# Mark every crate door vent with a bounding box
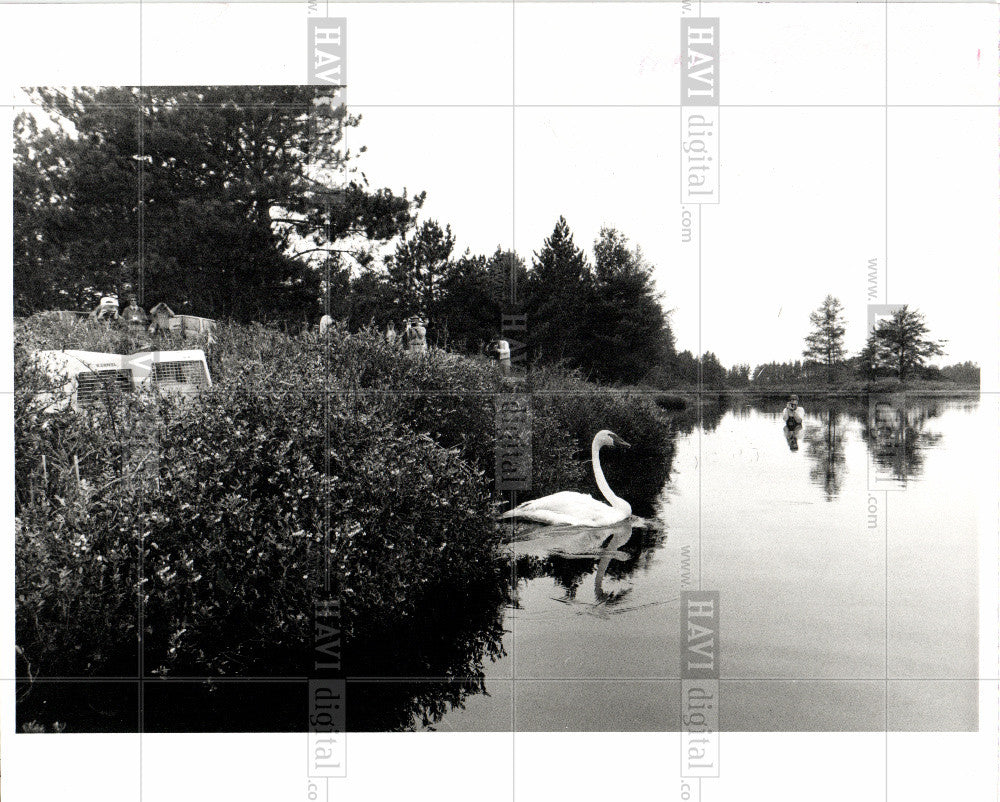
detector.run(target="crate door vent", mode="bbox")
[75,369,134,406]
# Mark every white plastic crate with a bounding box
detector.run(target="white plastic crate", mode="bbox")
[32,348,211,411]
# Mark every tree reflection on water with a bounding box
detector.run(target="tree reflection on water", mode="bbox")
[802,408,846,498]
[738,395,956,498]
[859,398,944,485]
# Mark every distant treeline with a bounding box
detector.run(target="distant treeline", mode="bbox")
[743,358,980,388]
[332,216,681,386]
[14,87,977,390]
[737,297,978,390]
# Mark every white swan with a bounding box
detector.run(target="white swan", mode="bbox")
[500,430,633,526]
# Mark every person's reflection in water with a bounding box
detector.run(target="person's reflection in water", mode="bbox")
[783,423,801,452]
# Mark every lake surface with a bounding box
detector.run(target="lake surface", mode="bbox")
[425,396,983,732]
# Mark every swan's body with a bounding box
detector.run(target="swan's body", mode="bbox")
[500,430,632,526]
[502,491,626,527]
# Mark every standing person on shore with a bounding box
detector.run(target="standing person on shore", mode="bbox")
[386,320,397,346]
[406,317,427,353]
[90,294,119,321]
[495,336,511,376]
[121,291,148,331]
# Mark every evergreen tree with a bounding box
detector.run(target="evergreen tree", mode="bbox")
[700,351,727,389]
[671,350,701,386]
[863,306,945,379]
[587,227,674,384]
[524,217,593,367]
[14,86,420,321]
[438,247,527,354]
[384,219,456,319]
[802,295,847,382]
[344,271,397,331]
[726,364,751,387]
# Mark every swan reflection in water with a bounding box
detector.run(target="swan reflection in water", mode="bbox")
[511,519,664,613]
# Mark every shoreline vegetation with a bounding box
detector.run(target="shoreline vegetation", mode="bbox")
[14,315,977,731]
[15,315,681,731]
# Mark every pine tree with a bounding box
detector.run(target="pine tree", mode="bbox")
[802,295,847,383]
[14,86,420,321]
[385,219,456,319]
[863,306,945,380]
[525,217,593,366]
[435,248,527,353]
[588,227,674,384]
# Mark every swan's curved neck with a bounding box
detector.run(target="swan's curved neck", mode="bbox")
[592,439,629,511]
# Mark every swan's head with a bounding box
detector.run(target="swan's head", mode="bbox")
[595,429,631,450]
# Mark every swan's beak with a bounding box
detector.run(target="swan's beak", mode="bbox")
[610,434,631,449]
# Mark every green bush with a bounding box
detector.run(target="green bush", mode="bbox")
[16,324,505,696]
[527,366,675,513]
[15,316,673,728]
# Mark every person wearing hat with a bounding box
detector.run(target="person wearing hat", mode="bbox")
[406,316,427,353]
[90,295,120,321]
[780,394,804,427]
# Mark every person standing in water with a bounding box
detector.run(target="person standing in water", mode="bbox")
[781,394,804,426]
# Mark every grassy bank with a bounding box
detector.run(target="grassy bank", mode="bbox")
[15,316,674,729]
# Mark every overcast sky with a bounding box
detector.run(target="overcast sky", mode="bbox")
[4,1,997,369]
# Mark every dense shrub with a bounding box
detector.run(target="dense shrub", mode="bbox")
[274,323,585,500]
[527,366,675,515]
[15,359,148,681]
[141,390,503,678]
[15,317,674,728]
[16,324,504,675]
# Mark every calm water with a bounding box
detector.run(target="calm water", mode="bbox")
[425,396,983,732]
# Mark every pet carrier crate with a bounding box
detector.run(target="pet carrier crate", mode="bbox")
[32,349,211,411]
